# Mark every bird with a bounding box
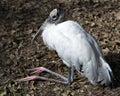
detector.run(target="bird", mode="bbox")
[17,8,114,87]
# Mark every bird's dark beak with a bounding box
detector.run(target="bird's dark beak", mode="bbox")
[31,26,43,45]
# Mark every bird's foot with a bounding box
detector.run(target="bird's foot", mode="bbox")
[16,76,41,82]
[27,67,46,74]
[16,67,48,82]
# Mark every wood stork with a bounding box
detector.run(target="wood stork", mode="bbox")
[17,8,114,87]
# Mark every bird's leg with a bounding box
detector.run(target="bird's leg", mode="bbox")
[27,67,67,81]
[16,66,74,85]
[67,67,72,84]
[70,66,74,82]
[16,75,68,84]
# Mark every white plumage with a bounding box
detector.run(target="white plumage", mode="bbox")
[42,20,112,85]
[18,8,114,87]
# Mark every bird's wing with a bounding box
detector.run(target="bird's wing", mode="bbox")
[56,21,101,82]
[57,20,102,57]
[86,33,103,57]
[54,20,98,62]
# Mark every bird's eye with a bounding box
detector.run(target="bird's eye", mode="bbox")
[52,15,57,20]
[53,15,56,18]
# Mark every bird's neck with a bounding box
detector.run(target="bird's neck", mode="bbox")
[42,19,56,30]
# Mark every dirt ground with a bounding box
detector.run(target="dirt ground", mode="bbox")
[0,0,120,96]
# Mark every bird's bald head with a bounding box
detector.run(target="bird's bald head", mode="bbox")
[48,8,64,24]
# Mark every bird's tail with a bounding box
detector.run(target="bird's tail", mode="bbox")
[97,57,115,87]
